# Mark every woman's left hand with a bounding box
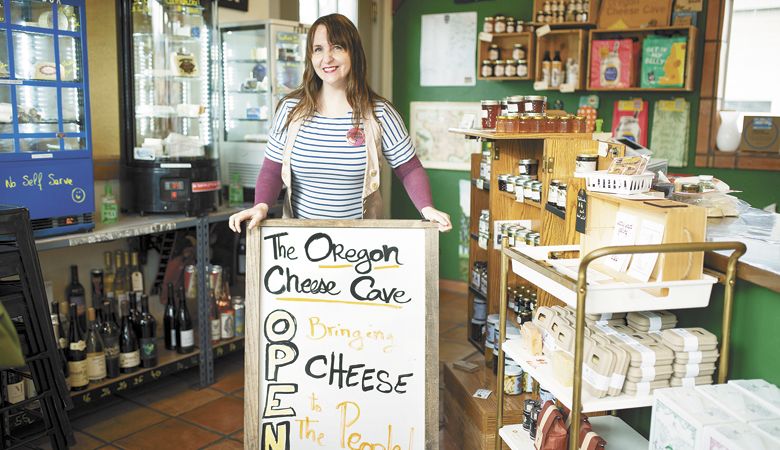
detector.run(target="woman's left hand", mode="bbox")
[421,206,452,232]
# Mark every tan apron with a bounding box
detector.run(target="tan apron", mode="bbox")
[280,114,384,219]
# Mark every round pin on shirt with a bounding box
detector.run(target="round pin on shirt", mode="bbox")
[346,127,365,146]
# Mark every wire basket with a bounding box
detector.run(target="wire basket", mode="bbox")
[585,171,654,195]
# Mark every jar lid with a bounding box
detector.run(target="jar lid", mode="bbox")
[558,183,568,188]
[505,365,523,376]
[498,174,509,179]
[484,16,494,20]
[507,17,516,22]
[550,179,561,185]
[517,59,527,63]
[547,115,560,120]
[574,115,585,120]
[525,95,547,101]
[531,115,544,120]
[487,313,500,323]
[496,115,510,119]
[518,159,538,164]
[513,43,524,48]
[482,59,492,64]
[481,99,499,105]
[474,296,486,303]
[471,318,486,324]
[495,15,505,19]
[576,153,598,160]
[509,95,525,102]
[489,44,499,48]
[505,59,515,64]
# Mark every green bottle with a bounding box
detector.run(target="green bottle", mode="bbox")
[101,183,118,224]
[228,173,243,207]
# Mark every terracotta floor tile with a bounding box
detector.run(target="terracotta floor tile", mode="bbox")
[123,377,224,416]
[231,429,244,442]
[180,396,244,435]
[114,418,221,450]
[71,400,167,442]
[210,369,244,394]
[201,438,244,449]
[30,431,105,450]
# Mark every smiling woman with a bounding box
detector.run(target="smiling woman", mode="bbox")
[228,13,453,233]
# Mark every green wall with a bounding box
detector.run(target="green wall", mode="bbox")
[391,0,780,282]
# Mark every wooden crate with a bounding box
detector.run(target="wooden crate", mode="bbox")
[532,0,600,28]
[586,26,698,92]
[582,192,707,282]
[477,32,535,81]
[534,29,587,91]
[443,361,526,450]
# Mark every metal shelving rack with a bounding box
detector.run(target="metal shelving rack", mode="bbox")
[493,240,746,450]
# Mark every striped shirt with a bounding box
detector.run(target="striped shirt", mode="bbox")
[265,98,415,219]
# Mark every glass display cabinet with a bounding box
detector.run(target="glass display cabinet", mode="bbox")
[117,0,220,216]
[0,0,94,236]
[219,20,307,202]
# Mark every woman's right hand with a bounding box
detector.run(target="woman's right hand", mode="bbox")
[228,203,269,233]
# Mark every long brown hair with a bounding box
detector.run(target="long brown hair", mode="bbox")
[282,14,387,130]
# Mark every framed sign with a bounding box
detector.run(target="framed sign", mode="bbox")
[245,219,439,449]
[218,0,248,11]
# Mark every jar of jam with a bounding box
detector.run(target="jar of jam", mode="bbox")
[543,115,559,133]
[507,95,524,114]
[506,17,516,33]
[483,16,494,33]
[548,180,560,205]
[506,114,520,134]
[506,176,516,193]
[575,154,598,174]
[500,99,509,116]
[574,115,586,133]
[517,59,528,78]
[523,180,534,200]
[523,95,547,115]
[528,114,543,133]
[494,15,507,33]
[517,159,538,176]
[517,115,529,133]
[512,44,526,61]
[480,100,500,129]
[488,44,500,61]
[495,115,510,134]
[531,181,542,202]
[505,60,517,77]
[556,183,568,210]
[498,174,509,191]
[494,60,506,77]
[481,60,493,78]
[558,115,573,133]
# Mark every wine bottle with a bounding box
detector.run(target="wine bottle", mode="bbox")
[5,370,25,405]
[114,251,128,304]
[124,251,132,293]
[130,251,144,293]
[57,302,70,389]
[176,285,195,354]
[129,292,142,338]
[103,251,115,296]
[90,269,105,314]
[219,280,235,340]
[67,303,88,391]
[209,289,220,344]
[138,294,158,368]
[101,295,120,378]
[163,282,177,350]
[119,300,140,374]
[65,265,87,333]
[85,307,107,383]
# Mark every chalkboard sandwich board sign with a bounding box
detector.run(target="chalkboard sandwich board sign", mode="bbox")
[245,219,440,449]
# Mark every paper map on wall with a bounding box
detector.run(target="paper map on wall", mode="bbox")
[650,98,690,167]
[410,101,481,170]
[420,12,477,86]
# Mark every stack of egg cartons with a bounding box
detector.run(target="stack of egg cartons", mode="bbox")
[660,327,718,387]
[609,329,675,396]
[626,311,678,334]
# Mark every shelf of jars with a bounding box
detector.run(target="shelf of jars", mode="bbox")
[531,0,600,28]
[477,31,535,81]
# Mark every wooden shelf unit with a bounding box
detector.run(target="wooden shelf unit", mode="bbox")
[477,31,535,81]
[468,153,490,350]
[534,29,587,91]
[586,25,698,92]
[458,130,625,355]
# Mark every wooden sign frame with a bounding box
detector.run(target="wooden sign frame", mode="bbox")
[244,219,440,449]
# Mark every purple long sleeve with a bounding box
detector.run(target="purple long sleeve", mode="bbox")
[253,159,284,206]
[393,156,433,212]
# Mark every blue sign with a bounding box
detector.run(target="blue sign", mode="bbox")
[0,158,95,219]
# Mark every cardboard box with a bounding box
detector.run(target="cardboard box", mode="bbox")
[649,387,733,450]
[728,379,780,417]
[598,0,673,29]
[590,39,637,88]
[704,422,780,450]
[739,116,780,153]
[641,35,687,88]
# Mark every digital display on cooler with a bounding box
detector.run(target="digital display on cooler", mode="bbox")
[164,180,185,191]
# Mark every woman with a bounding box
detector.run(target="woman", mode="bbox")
[228,14,451,233]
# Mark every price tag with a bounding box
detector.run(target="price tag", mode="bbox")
[473,388,492,399]
[478,32,494,42]
[535,24,551,37]
[598,141,609,157]
[575,189,588,234]
[476,178,484,190]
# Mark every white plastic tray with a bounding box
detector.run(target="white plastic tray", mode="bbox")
[509,244,717,314]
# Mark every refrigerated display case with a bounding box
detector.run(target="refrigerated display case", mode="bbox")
[0,0,94,237]
[219,20,307,202]
[117,0,220,216]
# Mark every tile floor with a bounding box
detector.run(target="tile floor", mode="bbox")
[29,286,473,450]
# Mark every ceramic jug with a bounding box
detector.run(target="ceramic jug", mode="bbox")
[716,110,741,152]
